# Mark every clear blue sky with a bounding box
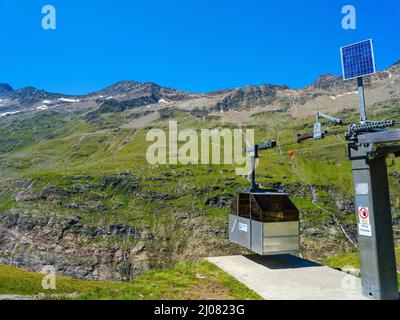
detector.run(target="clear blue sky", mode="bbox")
[0,0,399,94]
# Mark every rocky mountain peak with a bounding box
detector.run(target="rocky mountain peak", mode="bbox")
[98,80,141,94]
[308,73,354,93]
[0,83,14,96]
[312,73,339,86]
[8,86,62,107]
[213,83,288,111]
[93,80,196,103]
[388,60,400,74]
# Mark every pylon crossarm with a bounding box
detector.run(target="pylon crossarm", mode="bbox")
[346,120,395,141]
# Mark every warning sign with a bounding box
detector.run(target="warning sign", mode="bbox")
[358,207,372,237]
[359,223,372,237]
[356,183,369,195]
[358,207,369,223]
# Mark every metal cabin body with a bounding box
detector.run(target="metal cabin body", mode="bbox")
[229,192,300,255]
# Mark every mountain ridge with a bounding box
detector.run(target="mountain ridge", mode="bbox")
[2,60,399,99]
[1,60,399,118]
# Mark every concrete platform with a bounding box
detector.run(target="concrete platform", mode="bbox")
[207,254,369,300]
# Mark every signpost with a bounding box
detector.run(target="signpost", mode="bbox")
[341,39,399,300]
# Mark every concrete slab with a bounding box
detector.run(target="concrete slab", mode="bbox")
[207,254,369,300]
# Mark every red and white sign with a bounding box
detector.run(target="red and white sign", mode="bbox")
[358,207,371,237]
[358,207,369,224]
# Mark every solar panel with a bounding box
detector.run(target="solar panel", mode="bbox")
[340,39,376,80]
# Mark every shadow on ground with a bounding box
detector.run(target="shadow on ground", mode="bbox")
[245,254,321,270]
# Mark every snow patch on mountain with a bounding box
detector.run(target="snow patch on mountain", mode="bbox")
[58,98,80,103]
[158,98,171,104]
[0,110,20,117]
[0,98,9,106]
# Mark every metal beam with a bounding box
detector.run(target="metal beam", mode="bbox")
[358,130,400,145]
[316,112,343,124]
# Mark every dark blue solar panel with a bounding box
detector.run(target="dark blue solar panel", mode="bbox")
[340,39,376,80]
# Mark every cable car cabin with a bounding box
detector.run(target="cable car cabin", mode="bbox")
[229,192,300,255]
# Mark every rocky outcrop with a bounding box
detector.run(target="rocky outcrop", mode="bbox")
[0,174,243,280]
[91,81,198,102]
[213,84,288,111]
[0,209,147,280]
[0,84,13,97]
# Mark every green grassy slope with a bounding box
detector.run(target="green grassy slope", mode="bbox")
[0,262,261,300]
[324,248,400,269]
[322,248,400,287]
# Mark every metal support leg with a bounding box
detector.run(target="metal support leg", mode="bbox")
[250,156,257,192]
[351,149,398,299]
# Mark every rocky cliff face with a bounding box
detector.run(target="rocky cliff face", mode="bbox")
[308,73,351,93]
[0,208,150,280]
[0,174,245,280]
[213,84,289,111]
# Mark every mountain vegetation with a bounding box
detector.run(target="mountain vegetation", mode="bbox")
[0,62,399,298]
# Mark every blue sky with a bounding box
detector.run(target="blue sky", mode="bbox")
[0,0,399,94]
